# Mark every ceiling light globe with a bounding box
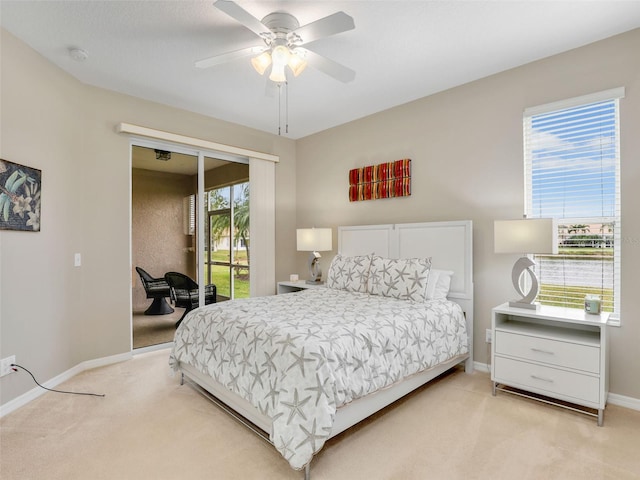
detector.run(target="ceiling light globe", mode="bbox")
[251,51,272,75]
[269,64,287,83]
[271,45,290,67]
[288,52,307,77]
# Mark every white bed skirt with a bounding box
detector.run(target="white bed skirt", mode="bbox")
[178,352,469,441]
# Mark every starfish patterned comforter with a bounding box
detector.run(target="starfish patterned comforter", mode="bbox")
[169,287,467,470]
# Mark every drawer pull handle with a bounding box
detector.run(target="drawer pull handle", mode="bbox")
[531,348,555,355]
[531,374,554,383]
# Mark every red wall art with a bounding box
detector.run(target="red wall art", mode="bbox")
[349,158,411,202]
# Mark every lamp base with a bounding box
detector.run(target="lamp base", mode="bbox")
[306,280,324,285]
[509,256,541,310]
[509,300,540,310]
[307,251,323,285]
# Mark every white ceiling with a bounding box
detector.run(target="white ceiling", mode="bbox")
[2,1,639,139]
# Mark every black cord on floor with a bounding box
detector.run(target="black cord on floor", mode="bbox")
[11,363,105,398]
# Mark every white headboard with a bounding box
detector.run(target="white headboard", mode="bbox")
[338,220,474,370]
[338,221,473,300]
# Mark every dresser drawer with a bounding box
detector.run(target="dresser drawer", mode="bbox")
[494,356,600,405]
[495,330,600,374]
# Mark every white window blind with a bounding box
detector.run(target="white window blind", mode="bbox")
[524,88,623,321]
[183,194,195,236]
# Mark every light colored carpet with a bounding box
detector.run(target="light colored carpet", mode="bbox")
[1,349,639,480]
[132,309,182,349]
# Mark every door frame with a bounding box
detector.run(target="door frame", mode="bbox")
[125,131,279,351]
[121,123,278,352]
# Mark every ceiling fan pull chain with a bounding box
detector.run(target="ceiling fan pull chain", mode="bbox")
[285,81,289,134]
[278,82,282,136]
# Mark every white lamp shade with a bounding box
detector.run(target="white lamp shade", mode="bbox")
[494,218,558,254]
[297,228,332,252]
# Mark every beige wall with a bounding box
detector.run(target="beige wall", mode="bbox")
[0,28,297,405]
[296,28,640,399]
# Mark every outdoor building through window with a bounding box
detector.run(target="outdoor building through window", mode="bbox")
[524,88,624,322]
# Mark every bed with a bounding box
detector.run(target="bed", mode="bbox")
[170,220,474,478]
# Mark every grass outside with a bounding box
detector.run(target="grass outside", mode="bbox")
[538,248,613,312]
[204,250,250,299]
[539,283,613,312]
[555,247,613,257]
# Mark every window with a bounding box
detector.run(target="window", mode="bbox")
[183,194,195,235]
[205,182,250,300]
[524,88,623,322]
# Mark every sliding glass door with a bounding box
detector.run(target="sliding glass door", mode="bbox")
[131,141,250,349]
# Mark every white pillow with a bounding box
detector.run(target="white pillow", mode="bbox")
[367,256,431,302]
[426,269,454,300]
[326,254,372,293]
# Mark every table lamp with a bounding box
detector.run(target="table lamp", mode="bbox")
[494,218,558,310]
[296,228,332,284]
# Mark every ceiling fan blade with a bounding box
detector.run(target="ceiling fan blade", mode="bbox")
[293,11,355,45]
[195,46,265,69]
[214,0,271,39]
[298,48,356,83]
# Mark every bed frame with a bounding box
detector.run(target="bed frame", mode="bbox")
[178,220,474,479]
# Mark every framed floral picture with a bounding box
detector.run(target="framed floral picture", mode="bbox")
[0,159,41,232]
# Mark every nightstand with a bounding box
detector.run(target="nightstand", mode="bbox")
[276,281,325,294]
[491,303,609,426]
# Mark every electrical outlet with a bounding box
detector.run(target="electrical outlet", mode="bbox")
[0,355,16,377]
[485,329,492,343]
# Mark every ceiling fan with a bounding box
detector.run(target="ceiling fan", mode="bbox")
[196,0,356,83]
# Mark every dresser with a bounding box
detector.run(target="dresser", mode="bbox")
[491,303,609,425]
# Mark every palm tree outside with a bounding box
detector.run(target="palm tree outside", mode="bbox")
[206,182,250,299]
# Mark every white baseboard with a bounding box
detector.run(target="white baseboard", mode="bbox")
[133,341,173,356]
[0,351,132,418]
[608,392,640,411]
[473,361,491,374]
[473,361,640,412]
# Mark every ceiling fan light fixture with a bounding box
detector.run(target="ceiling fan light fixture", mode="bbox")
[201,2,356,85]
[287,51,307,77]
[154,149,171,161]
[251,51,272,75]
[271,45,290,68]
[269,45,290,82]
[269,63,287,83]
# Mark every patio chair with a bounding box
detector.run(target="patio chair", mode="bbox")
[135,266,174,315]
[164,272,216,327]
